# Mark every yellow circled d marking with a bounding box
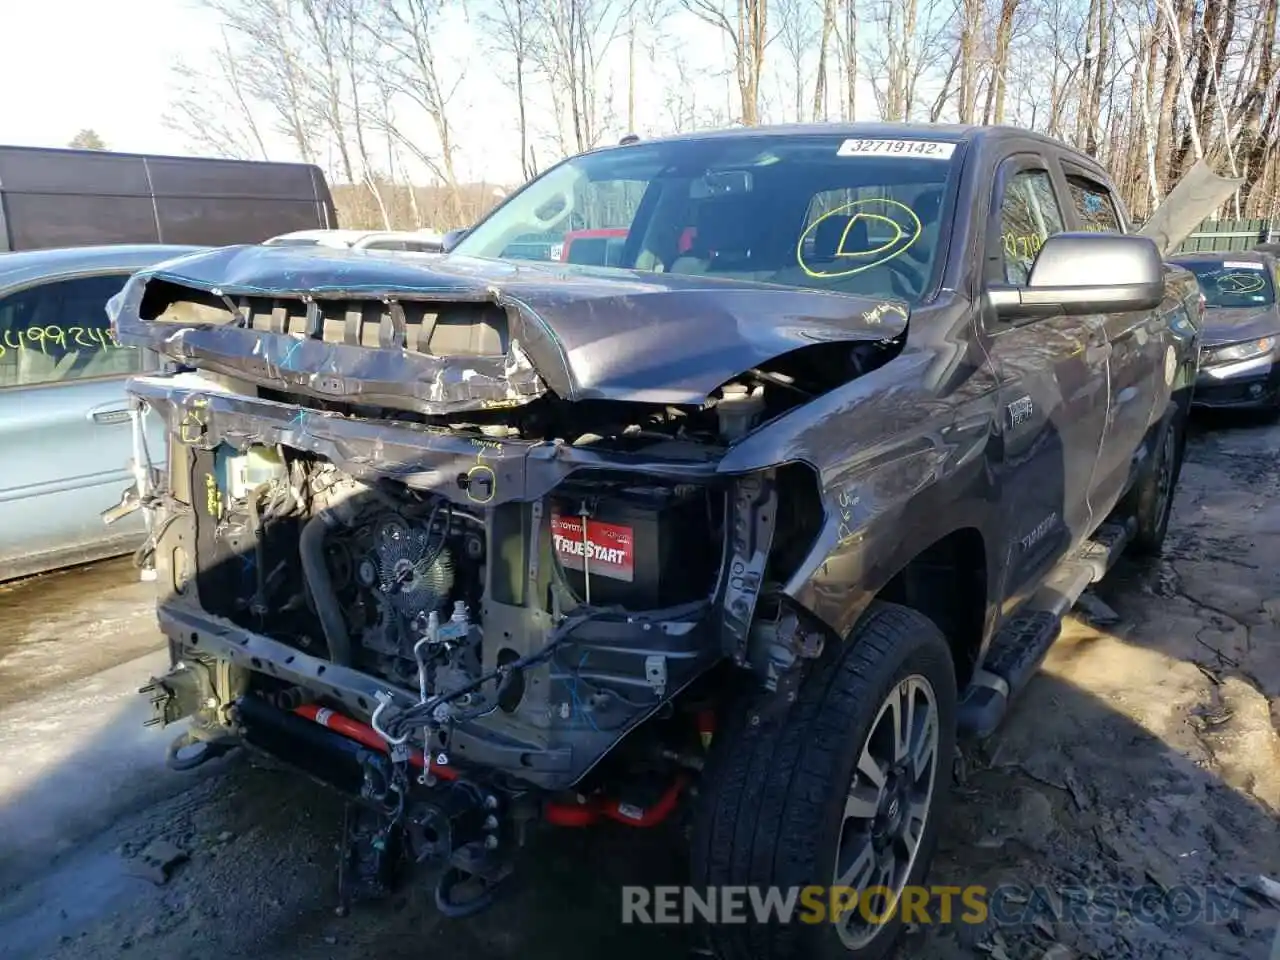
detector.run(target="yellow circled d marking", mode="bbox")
[795,198,923,279]
[464,464,497,504]
[1216,272,1265,294]
[837,214,902,259]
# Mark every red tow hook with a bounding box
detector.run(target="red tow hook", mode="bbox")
[292,704,458,781]
[543,774,690,828]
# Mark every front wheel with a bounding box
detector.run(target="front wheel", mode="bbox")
[693,602,957,960]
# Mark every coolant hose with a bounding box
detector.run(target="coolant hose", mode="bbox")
[300,512,353,665]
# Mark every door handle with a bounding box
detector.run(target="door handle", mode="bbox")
[89,406,131,425]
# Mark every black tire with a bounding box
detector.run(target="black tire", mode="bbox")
[1126,407,1183,557]
[692,602,957,960]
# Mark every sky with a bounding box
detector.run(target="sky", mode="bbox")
[1,0,214,156]
[0,0,884,185]
[0,0,702,181]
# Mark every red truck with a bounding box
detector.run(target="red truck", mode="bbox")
[556,227,695,265]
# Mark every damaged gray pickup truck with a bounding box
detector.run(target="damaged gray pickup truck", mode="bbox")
[110,124,1204,959]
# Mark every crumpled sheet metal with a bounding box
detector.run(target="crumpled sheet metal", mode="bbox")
[109,243,909,413]
[128,376,719,508]
[109,251,546,416]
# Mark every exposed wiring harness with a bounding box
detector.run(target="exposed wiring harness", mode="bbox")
[374,605,627,745]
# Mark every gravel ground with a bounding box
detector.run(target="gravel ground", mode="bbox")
[0,412,1277,960]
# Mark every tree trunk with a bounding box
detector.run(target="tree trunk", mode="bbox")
[957,0,982,123]
[985,0,1019,124]
[812,0,836,120]
[845,0,857,120]
[628,19,636,132]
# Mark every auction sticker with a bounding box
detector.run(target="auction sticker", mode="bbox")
[837,138,956,159]
[551,514,635,582]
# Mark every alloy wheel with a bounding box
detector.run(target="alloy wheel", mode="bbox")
[832,675,940,950]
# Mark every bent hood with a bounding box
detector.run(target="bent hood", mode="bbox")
[1201,305,1280,347]
[110,244,906,415]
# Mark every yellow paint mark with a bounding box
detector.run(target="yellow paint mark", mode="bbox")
[0,323,122,360]
[837,214,901,259]
[204,472,221,518]
[1002,234,1045,261]
[464,464,497,504]
[1217,272,1265,294]
[795,198,923,279]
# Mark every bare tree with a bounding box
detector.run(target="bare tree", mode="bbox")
[956,0,984,122]
[201,0,320,164]
[838,0,858,119]
[480,0,541,180]
[1236,0,1277,210]
[295,0,357,182]
[811,0,837,119]
[775,0,817,121]
[164,33,271,160]
[533,0,634,151]
[374,0,467,221]
[167,0,1280,225]
[679,0,770,124]
[865,0,950,120]
[982,0,1021,124]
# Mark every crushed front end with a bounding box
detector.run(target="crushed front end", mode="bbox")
[107,246,901,911]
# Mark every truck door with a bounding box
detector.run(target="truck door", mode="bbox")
[981,157,1111,603]
[1059,170,1171,516]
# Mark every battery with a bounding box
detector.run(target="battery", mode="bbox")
[549,484,715,609]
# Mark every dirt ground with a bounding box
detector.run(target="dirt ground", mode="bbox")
[0,411,1278,960]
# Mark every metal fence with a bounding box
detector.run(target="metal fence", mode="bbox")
[1175,218,1279,253]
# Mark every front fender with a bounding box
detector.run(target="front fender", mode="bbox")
[717,350,1000,641]
[785,439,998,641]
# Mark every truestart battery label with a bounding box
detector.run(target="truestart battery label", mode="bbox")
[551,514,635,582]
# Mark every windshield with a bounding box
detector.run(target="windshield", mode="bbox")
[1183,259,1276,308]
[452,135,960,304]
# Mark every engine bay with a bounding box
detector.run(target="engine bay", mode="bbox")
[175,423,732,794]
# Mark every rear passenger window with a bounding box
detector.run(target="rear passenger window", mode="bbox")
[1067,177,1122,233]
[999,170,1066,285]
[0,274,144,388]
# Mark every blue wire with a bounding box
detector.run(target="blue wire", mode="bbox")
[568,651,600,732]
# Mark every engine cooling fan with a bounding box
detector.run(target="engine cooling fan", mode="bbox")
[373,517,455,618]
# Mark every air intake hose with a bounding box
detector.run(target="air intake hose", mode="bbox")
[299,481,363,665]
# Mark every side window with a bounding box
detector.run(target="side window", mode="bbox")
[0,274,143,389]
[999,170,1066,285]
[1066,176,1122,233]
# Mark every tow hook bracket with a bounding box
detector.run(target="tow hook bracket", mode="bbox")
[141,674,199,729]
